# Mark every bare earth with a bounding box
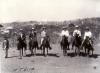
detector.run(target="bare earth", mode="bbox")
[0,43,100,73]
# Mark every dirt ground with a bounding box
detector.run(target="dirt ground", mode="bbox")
[0,42,100,73]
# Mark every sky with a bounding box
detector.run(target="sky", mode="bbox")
[0,0,100,23]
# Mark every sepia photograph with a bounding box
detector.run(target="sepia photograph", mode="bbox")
[0,0,100,73]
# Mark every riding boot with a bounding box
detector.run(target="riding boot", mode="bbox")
[19,50,22,59]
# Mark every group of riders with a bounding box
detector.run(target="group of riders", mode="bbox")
[2,25,94,59]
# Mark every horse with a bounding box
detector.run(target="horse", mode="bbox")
[72,34,82,56]
[17,33,27,59]
[29,37,39,55]
[82,36,94,56]
[41,36,52,56]
[60,36,69,56]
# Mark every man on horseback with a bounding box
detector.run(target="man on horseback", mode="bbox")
[72,25,81,49]
[40,27,52,56]
[17,29,27,59]
[60,26,70,56]
[29,27,39,55]
[82,27,94,55]
[83,27,92,40]
[60,27,69,38]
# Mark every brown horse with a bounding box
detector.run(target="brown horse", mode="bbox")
[72,34,82,56]
[29,38,39,55]
[17,33,27,59]
[60,36,69,56]
[82,36,94,56]
[41,36,52,56]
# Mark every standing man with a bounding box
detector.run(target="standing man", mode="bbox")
[72,25,81,49]
[3,36,9,58]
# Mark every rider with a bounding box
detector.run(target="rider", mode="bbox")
[17,29,26,59]
[60,26,70,50]
[82,27,93,45]
[83,27,92,40]
[72,25,81,49]
[29,27,37,41]
[60,26,69,42]
[40,27,52,49]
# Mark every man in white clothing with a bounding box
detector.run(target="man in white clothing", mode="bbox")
[40,27,52,50]
[72,25,81,49]
[60,26,70,50]
[73,25,81,37]
[41,27,47,44]
[84,27,92,40]
[60,27,69,37]
[82,27,94,52]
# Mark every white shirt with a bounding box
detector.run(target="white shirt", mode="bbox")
[84,31,92,39]
[73,29,81,36]
[41,30,46,38]
[60,30,69,37]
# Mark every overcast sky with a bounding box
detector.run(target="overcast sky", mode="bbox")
[0,0,100,23]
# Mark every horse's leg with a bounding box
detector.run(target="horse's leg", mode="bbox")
[19,49,22,59]
[22,48,23,56]
[43,47,45,56]
[63,49,65,56]
[75,47,77,56]
[78,47,80,56]
[92,50,93,56]
[66,48,67,56]
[34,47,36,55]
[47,48,48,56]
[24,47,26,56]
[84,48,87,56]
[87,48,90,56]
[64,49,66,56]
[62,47,65,56]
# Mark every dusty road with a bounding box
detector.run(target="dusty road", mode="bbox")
[0,43,100,73]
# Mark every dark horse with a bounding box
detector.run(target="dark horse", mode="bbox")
[60,36,69,56]
[72,34,82,55]
[41,36,52,56]
[29,38,39,55]
[82,36,94,56]
[29,31,39,55]
[17,33,27,59]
